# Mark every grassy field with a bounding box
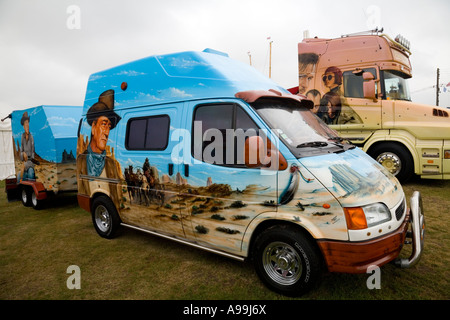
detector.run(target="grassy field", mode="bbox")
[0,178,448,300]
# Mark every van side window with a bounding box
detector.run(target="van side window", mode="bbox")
[126,115,170,150]
[343,68,377,98]
[193,104,259,166]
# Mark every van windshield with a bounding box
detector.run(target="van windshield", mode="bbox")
[250,98,354,158]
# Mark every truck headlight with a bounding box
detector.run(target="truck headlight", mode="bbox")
[344,203,391,230]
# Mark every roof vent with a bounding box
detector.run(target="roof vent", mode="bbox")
[203,48,229,57]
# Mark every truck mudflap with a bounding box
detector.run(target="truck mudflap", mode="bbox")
[395,191,425,268]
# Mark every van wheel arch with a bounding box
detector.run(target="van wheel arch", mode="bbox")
[367,141,414,182]
[249,220,322,261]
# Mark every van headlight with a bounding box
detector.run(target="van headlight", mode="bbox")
[344,203,391,230]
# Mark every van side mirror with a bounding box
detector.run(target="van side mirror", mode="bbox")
[363,72,377,101]
[244,136,288,170]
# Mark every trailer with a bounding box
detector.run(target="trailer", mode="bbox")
[5,105,82,209]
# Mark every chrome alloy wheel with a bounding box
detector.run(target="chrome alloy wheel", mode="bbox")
[262,241,303,286]
[94,205,111,233]
[376,152,402,176]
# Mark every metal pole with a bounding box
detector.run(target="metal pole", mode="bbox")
[269,41,273,78]
[436,68,440,106]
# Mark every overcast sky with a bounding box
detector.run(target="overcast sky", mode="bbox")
[1,0,449,121]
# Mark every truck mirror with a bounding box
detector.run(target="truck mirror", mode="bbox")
[363,72,377,101]
[363,71,374,81]
[244,136,287,170]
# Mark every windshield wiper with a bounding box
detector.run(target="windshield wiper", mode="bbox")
[296,141,329,148]
[327,136,356,149]
[327,136,344,142]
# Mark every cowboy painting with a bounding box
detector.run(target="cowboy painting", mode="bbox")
[77,89,123,207]
[20,111,36,181]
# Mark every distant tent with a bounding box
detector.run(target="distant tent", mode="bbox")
[0,120,15,180]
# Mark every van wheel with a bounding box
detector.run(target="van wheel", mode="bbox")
[91,195,122,239]
[369,142,413,182]
[252,225,322,296]
[21,187,31,207]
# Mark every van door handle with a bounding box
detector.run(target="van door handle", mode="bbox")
[168,163,174,176]
[184,164,189,177]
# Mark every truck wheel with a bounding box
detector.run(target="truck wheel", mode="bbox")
[369,143,413,182]
[91,195,122,239]
[21,187,31,207]
[252,225,322,296]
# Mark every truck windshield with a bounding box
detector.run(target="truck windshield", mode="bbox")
[251,98,354,158]
[383,70,411,101]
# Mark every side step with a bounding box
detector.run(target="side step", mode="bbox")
[121,223,246,262]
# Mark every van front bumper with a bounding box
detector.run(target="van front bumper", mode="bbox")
[317,191,425,273]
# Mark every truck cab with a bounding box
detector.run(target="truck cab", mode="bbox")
[291,31,450,182]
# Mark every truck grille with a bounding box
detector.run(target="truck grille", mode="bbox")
[395,198,406,220]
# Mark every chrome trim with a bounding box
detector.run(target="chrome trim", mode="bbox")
[395,191,425,268]
[120,223,246,262]
[79,174,121,184]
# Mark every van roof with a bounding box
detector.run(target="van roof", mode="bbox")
[82,49,287,115]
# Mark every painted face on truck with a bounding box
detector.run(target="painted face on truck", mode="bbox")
[323,72,337,89]
[91,116,111,153]
[298,53,319,94]
[298,64,315,94]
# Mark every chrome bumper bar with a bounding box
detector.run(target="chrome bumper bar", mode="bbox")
[395,191,425,268]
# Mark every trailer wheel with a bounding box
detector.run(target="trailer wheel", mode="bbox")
[368,142,413,182]
[21,187,31,207]
[91,195,122,239]
[31,189,44,210]
[252,224,322,296]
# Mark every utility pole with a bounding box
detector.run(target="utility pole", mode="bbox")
[247,51,252,66]
[267,37,273,78]
[436,68,440,106]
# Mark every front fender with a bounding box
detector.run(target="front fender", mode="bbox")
[363,129,419,173]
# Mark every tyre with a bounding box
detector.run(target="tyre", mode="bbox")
[368,142,414,183]
[91,195,122,239]
[31,189,44,210]
[21,187,31,207]
[252,224,323,296]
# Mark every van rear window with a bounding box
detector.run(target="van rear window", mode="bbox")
[126,115,170,150]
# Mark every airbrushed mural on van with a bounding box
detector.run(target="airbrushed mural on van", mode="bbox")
[76,49,424,296]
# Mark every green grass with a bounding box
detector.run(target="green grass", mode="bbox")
[0,178,448,300]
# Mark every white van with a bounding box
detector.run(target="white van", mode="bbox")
[76,49,424,296]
